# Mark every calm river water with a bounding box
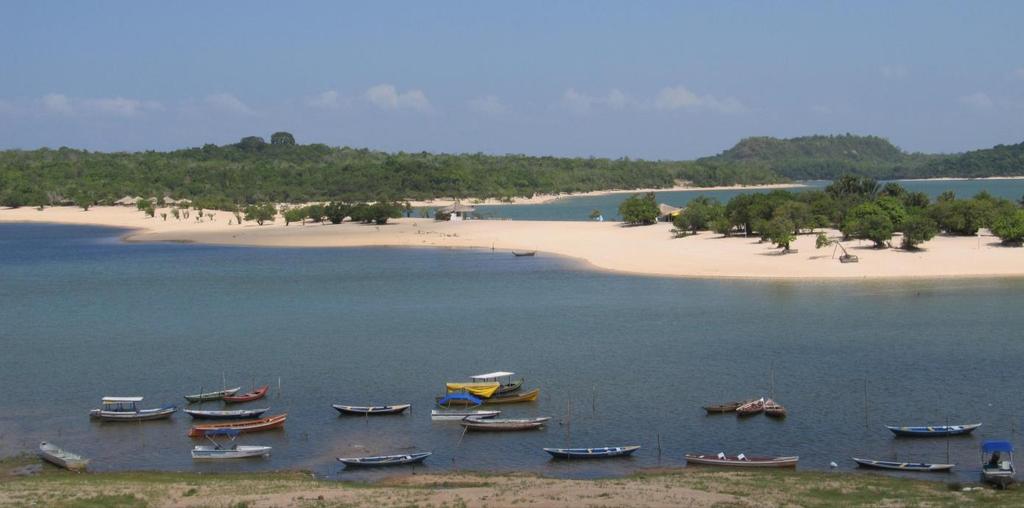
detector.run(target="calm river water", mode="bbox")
[2,221,1023,482]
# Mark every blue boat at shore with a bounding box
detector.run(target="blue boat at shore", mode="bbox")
[544,446,641,459]
[885,423,981,437]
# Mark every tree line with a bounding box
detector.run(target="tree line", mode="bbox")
[617,175,1024,248]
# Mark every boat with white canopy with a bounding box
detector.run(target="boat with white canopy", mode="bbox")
[469,371,524,395]
[88,397,176,422]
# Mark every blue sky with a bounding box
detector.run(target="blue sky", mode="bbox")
[1,1,1022,158]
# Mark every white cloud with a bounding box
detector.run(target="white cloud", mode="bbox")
[560,88,635,113]
[205,93,255,115]
[468,95,507,115]
[654,86,745,114]
[81,97,163,117]
[880,65,909,79]
[42,93,74,115]
[306,89,347,110]
[960,92,993,109]
[365,84,432,112]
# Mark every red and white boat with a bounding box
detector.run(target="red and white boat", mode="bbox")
[735,397,765,416]
[223,385,269,404]
[187,413,287,438]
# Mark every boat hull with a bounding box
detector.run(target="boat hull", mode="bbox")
[430,410,500,421]
[482,388,540,405]
[188,413,288,438]
[544,446,640,459]
[852,457,954,472]
[38,442,89,471]
[338,452,432,467]
[191,445,272,459]
[184,387,241,403]
[332,404,411,415]
[89,406,176,422]
[886,423,981,437]
[461,417,550,431]
[223,386,269,404]
[184,408,269,420]
[685,454,799,468]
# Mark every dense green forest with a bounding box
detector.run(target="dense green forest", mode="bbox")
[0,132,1021,208]
[700,134,1024,180]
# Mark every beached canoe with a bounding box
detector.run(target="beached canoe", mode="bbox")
[685,453,799,468]
[187,413,287,437]
[430,409,500,421]
[184,387,241,403]
[332,404,411,415]
[852,457,954,472]
[337,452,432,467]
[38,442,89,471]
[223,385,269,404]
[885,423,981,437]
[544,445,640,459]
[192,444,272,459]
[512,251,536,257]
[461,416,550,431]
[482,388,540,405]
[88,397,176,422]
[184,408,269,420]
[735,398,765,416]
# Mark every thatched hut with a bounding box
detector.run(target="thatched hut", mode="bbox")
[436,203,476,221]
[658,203,683,222]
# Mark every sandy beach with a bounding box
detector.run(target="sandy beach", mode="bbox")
[407,182,805,207]
[3,205,1022,280]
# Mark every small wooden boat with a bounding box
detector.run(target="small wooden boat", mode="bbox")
[764,399,787,418]
[223,385,269,404]
[431,409,500,421]
[469,372,524,394]
[445,382,500,398]
[885,423,981,437]
[337,452,432,467]
[184,387,241,403]
[89,397,176,422]
[191,429,271,460]
[184,408,269,420]
[852,457,954,472]
[982,440,1016,488]
[483,388,540,405]
[512,251,536,257]
[544,445,640,459]
[703,399,755,414]
[187,413,287,437]
[461,416,550,431]
[735,397,765,416]
[332,404,411,415]
[685,453,799,468]
[38,442,89,471]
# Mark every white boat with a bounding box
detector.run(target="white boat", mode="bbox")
[38,442,89,471]
[190,429,271,460]
[88,396,176,422]
[982,440,1016,488]
[430,409,500,421]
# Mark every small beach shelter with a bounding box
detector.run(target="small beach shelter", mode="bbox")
[438,203,476,221]
[658,203,683,222]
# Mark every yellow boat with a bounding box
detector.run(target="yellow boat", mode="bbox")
[483,388,540,404]
[445,382,500,399]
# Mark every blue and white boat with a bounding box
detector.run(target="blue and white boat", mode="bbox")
[852,457,954,472]
[544,445,641,459]
[885,423,981,437]
[981,440,1015,488]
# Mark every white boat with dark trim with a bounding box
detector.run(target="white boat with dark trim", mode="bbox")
[337,452,432,467]
[184,408,270,420]
[184,387,241,403]
[430,409,500,421]
[544,445,640,459]
[38,442,89,471]
[191,429,271,460]
[852,457,954,472]
[88,397,176,422]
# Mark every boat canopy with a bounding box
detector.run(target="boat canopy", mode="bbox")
[446,382,499,398]
[983,441,1015,453]
[204,429,242,437]
[470,372,515,380]
[438,393,483,406]
[102,397,143,403]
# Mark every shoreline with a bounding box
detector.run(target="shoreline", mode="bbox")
[2,206,1024,280]
[2,457,1019,507]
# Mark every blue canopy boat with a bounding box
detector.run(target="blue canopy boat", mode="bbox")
[436,393,483,407]
[981,440,1015,488]
[885,423,981,437]
[544,445,641,459]
[337,452,432,467]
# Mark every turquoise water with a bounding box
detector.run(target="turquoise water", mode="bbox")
[2,223,1023,482]
[477,179,1024,221]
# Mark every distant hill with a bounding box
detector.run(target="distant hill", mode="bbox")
[700,134,941,180]
[917,141,1024,178]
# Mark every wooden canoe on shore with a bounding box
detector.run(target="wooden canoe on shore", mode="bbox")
[187,413,287,437]
[852,457,954,472]
[685,453,798,468]
[223,385,269,404]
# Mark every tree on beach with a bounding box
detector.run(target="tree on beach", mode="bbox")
[283,207,306,225]
[673,196,724,234]
[618,193,659,225]
[325,201,350,224]
[305,203,326,223]
[842,202,893,248]
[243,203,276,225]
[765,216,796,251]
[991,209,1024,245]
[899,213,938,250]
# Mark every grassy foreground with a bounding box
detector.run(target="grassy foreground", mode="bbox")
[3,455,1024,507]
